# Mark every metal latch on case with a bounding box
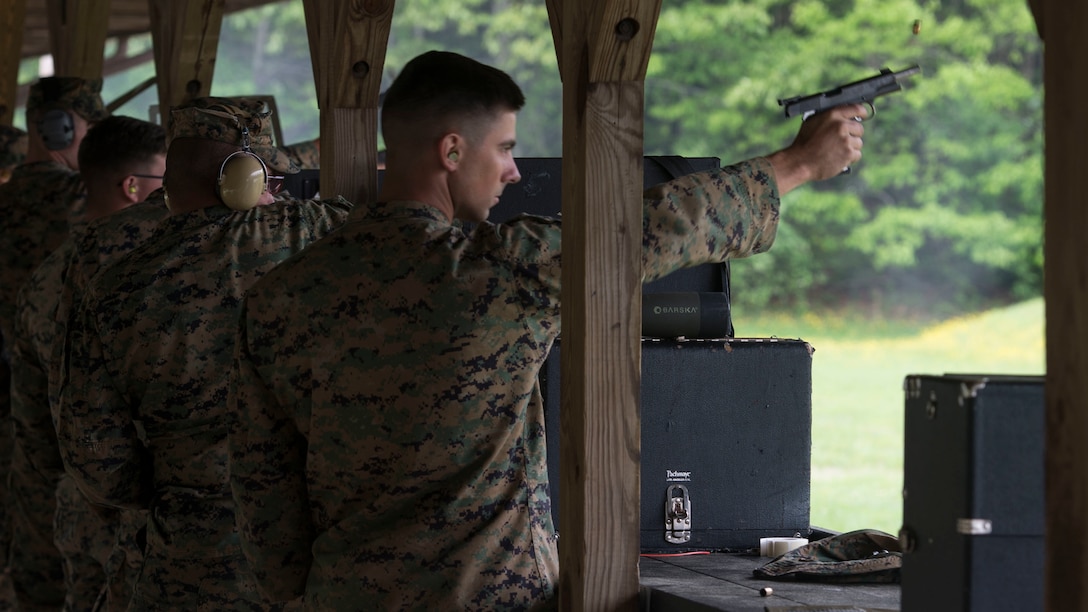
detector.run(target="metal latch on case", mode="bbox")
[957,518,993,535]
[665,484,692,544]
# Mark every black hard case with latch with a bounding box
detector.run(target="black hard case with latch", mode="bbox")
[900,374,1044,612]
[542,337,814,552]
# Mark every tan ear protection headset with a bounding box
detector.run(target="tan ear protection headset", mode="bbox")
[216,124,268,212]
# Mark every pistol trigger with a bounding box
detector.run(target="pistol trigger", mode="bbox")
[858,101,876,122]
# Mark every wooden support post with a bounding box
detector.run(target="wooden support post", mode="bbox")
[1043,2,1088,611]
[301,0,393,205]
[45,0,110,78]
[0,0,26,125]
[148,0,225,115]
[547,1,662,609]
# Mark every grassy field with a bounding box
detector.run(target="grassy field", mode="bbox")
[734,298,1045,536]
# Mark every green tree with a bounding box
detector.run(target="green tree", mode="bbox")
[692,0,1044,314]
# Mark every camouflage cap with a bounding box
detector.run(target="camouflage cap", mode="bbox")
[27,76,109,123]
[753,529,902,584]
[168,97,298,174]
[0,125,28,168]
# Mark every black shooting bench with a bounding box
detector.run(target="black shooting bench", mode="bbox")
[639,552,901,611]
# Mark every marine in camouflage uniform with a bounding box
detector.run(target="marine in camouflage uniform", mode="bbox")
[11,115,168,612]
[0,77,108,611]
[37,198,169,612]
[11,115,167,609]
[55,97,353,611]
[58,197,170,612]
[227,51,866,610]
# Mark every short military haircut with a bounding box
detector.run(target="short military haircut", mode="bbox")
[381,50,526,145]
[78,115,166,178]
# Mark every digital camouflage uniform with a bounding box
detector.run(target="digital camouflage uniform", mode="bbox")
[11,196,168,612]
[0,77,108,611]
[55,99,352,612]
[228,159,781,610]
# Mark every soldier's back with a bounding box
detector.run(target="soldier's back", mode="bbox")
[62,197,350,611]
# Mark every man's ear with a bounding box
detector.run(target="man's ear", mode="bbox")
[441,133,463,171]
[121,175,140,203]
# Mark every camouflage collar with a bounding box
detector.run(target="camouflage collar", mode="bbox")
[356,200,451,225]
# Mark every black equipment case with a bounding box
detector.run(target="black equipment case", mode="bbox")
[542,337,814,552]
[900,374,1045,612]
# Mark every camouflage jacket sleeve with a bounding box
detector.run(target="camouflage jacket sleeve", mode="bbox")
[228,309,313,602]
[55,289,152,510]
[641,157,780,282]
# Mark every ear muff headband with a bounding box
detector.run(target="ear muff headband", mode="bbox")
[38,109,75,151]
[217,150,268,211]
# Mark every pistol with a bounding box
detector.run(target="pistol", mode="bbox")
[778,65,921,119]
